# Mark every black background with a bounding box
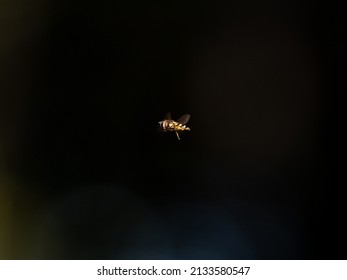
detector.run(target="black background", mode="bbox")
[0,0,346,259]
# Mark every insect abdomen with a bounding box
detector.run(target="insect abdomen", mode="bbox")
[174,122,190,131]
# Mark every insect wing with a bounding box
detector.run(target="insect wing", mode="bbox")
[176,114,190,125]
[164,112,172,120]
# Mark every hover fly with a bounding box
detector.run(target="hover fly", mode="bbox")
[158,112,190,140]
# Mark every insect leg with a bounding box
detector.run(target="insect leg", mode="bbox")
[175,131,180,140]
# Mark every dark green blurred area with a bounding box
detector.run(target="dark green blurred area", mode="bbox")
[0,0,345,259]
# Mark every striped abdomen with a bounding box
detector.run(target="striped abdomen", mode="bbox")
[160,120,190,132]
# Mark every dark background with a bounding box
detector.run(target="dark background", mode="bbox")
[0,0,346,259]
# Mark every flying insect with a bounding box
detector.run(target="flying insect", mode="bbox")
[158,112,190,140]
